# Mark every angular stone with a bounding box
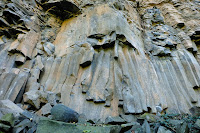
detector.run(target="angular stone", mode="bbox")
[120,122,141,133]
[4,69,30,103]
[34,56,44,71]
[142,120,151,133]
[0,100,23,117]
[40,103,52,116]
[124,122,142,133]
[46,91,58,105]
[0,72,17,100]
[8,31,39,59]
[23,90,41,109]
[105,116,126,125]
[194,119,200,130]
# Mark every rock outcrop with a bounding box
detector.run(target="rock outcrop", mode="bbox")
[0,0,200,126]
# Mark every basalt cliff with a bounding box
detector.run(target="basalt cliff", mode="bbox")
[0,0,200,132]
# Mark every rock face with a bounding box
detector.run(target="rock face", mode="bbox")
[0,0,200,122]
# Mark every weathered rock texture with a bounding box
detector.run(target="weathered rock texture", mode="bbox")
[0,0,200,122]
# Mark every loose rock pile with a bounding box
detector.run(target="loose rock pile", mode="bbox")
[1,99,200,133]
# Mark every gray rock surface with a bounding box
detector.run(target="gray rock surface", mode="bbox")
[105,116,126,125]
[176,122,189,133]
[0,100,23,117]
[0,0,199,124]
[157,126,172,133]
[194,119,200,129]
[36,119,121,133]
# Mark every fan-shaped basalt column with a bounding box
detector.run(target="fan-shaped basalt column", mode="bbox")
[38,4,200,121]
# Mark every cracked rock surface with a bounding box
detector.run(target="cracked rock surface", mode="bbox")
[0,0,200,127]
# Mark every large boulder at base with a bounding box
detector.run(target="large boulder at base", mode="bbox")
[51,104,79,123]
[36,119,121,133]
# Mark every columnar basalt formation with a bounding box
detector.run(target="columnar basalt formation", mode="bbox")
[0,0,200,123]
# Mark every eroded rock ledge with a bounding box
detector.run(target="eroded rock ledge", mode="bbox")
[0,0,200,126]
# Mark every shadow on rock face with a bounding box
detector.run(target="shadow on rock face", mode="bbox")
[40,0,81,20]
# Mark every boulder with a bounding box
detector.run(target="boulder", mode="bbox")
[51,104,79,123]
